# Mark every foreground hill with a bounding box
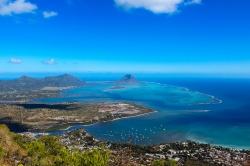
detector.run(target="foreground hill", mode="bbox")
[113,74,139,84]
[0,124,179,166]
[0,74,86,92]
[0,124,110,166]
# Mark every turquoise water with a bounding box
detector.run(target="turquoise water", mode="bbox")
[39,83,219,107]
[37,78,250,150]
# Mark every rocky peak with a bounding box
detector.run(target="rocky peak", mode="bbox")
[114,74,138,84]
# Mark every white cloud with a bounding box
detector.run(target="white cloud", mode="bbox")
[114,0,201,14]
[184,0,201,5]
[0,0,37,16]
[9,58,22,63]
[42,59,56,65]
[43,11,58,18]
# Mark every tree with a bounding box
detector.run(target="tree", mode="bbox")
[0,124,27,165]
[151,159,178,166]
[0,146,5,160]
[55,148,110,166]
[38,135,64,155]
[24,141,49,165]
[0,125,111,166]
[165,159,178,166]
[151,159,165,166]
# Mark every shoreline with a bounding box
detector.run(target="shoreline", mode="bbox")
[55,109,249,150]
[2,80,247,151]
[59,126,72,130]
[82,110,157,127]
[187,138,250,151]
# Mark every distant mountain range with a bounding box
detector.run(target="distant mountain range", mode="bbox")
[114,74,139,84]
[0,74,86,92]
[0,74,140,93]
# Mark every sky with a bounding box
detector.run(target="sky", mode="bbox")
[0,0,250,76]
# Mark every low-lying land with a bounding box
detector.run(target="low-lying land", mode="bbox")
[0,90,61,102]
[0,102,155,132]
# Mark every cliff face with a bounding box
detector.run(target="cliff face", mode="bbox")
[0,74,86,92]
[114,74,138,84]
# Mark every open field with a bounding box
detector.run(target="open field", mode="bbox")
[0,102,155,132]
[0,90,60,102]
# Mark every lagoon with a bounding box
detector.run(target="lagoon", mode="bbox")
[37,76,250,150]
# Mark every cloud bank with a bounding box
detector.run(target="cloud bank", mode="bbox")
[114,0,201,14]
[43,11,58,18]
[0,0,37,16]
[42,59,56,65]
[9,58,22,63]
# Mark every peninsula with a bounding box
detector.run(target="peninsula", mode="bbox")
[0,102,155,132]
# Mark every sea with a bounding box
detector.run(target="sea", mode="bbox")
[2,74,250,149]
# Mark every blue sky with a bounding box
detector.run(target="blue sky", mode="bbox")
[0,0,250,76]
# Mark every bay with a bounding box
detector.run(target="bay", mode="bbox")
[37,76,250,150]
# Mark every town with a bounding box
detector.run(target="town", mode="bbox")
[25,129,249,166]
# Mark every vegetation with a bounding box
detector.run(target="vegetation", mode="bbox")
[0,103,155,132]
[45,123,73,132]
[185,159,215,166]
[151,159,177,166]
[3,124,235,166]
[0,74,86,93]
[0,124,178,166]
[0,74,86,101]
[0,124,110,166]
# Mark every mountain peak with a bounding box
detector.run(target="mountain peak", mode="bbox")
[123,74,134,79]
[43,74,86,87]
[114,74,138,84]
[61,74,73,77]
[0,74,86,92]
[19,75,29,79]
[18,75,37,81]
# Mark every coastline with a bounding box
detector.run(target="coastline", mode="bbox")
[187,137,250,150]
[2,79,248,151]
[83,110,157,127]
[34,107,250,150]
[27,82,226,148]
[59,126,72,131]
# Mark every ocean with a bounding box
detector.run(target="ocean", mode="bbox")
[2,74,250,149]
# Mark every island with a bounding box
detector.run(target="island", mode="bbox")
[109,86,126,90]
[113,74,139,84]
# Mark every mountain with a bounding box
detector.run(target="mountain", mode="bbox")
[41,74,85,87]
[114,74,138,84]
[0,74,86,92]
